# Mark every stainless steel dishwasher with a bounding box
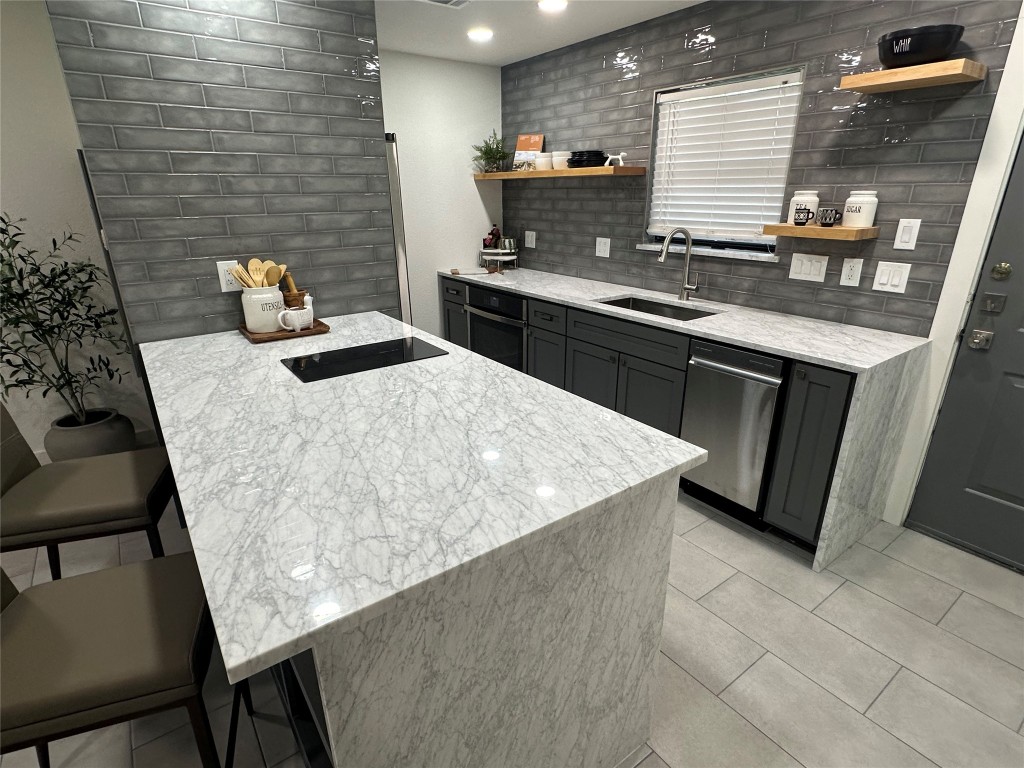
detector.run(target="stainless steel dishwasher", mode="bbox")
[679,340,785,514]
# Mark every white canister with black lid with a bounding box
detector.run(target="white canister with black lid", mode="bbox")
[787,191,819,224]
[843,190,878,227]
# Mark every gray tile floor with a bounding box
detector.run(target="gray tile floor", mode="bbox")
[2,493,1022,767]
[645,494,1024,768]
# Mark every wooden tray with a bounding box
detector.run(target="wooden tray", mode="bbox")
[238,319,330,344]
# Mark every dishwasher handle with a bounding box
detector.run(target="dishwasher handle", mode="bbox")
[689,355,783,388]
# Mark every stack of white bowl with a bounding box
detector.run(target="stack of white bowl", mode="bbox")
[552,151,571,170]
[535,152,553,170]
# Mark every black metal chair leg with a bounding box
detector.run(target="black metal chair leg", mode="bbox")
[225,679,255,768]
[241,678,254,717]
[35,743,50,768]
[45,545,61,580]
[225,683,243,768]
[146,524,165,558]
[186,694,221,768]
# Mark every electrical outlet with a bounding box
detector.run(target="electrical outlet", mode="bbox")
[216,260,242,292]
[840,258,863,287]
[894,218,920,250]
[872,261,911,293]
[789,252,828,282]
[596,237,611,258]
[524,230,536,248]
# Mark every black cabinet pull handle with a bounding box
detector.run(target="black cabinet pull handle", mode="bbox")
[797,368,806,379]
[536,311,555,321]
[608,355,616,363]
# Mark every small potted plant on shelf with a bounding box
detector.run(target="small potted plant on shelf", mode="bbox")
[0,214,135,460]
[472,129,513,173]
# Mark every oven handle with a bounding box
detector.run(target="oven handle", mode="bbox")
[465,305,528,328]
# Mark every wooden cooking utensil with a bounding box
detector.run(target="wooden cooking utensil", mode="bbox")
[262,259,277,275]
[264,265,281,286]
[284,272,299,293]
[231,264,256,288]
[247,258,266,287]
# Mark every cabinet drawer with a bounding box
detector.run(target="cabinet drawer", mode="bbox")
[439,277,467,304]
[567,309,689,370]
[528,300,566,334]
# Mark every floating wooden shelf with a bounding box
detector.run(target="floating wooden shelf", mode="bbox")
[763,223,880,241]
[840,58,987,94]
[473,166,646,180]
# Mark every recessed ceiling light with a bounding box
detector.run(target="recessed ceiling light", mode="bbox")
[538,0,568,12]
[467,26,493,42]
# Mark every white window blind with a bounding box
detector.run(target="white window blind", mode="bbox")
[648,70,803,244]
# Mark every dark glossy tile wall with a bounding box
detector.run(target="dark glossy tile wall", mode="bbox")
[501,0,1020,336]
[47,0,397,344]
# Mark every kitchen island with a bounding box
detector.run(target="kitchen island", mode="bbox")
[140,311,706,768]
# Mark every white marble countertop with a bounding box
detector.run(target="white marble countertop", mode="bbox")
[440,269,929,373]
[140,312,706,680]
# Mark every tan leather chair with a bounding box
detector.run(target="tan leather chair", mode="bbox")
[0,406,174,579]
[0,553,234,767]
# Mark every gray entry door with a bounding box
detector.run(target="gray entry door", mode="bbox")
[906,140,1024,570]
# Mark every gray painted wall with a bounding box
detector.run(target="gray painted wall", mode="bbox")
[47,0,398,344]
[501,0,1020,336]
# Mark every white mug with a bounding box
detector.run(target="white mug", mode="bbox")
[278,306,314,332]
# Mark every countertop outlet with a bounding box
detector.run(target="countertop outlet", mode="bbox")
[841,258,864,287]
[596,237,611,258]
[216,260,242,292]
[525,230,536,248]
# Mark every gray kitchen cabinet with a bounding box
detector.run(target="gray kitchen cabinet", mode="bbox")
[527,326,566,388]
[616,354,686,435]
[764,363,853,544]
[565,338,619,410]
[442,300,468,348]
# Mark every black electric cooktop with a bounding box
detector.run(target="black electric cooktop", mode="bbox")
[281,337,448,382]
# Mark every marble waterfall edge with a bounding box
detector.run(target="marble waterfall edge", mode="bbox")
[311,466,681,768]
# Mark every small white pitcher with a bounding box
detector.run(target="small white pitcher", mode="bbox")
[278,305,314,332]
[241,286,284,333]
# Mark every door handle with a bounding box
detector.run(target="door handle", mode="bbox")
[967,330,994,350]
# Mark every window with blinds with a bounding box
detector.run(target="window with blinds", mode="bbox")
[647,69,803,249]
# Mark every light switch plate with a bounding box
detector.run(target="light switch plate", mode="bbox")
[840,258,863,286]
[596,237,610,258]
[789,252,828,282]
[872,261,911,293]
[524,230,536,248]
[894,218,921,250]
[216,260,242,292]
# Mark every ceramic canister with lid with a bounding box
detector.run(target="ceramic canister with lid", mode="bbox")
[787,191,819,225]
[843,190,879,227]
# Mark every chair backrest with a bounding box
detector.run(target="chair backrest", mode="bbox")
[1,569,18,613]
[1,405,40,495]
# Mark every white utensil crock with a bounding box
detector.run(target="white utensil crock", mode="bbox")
[241,286,285,333]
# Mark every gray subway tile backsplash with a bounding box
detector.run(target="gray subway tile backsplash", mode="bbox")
[501,0,1019,336]
[49,0,396,343]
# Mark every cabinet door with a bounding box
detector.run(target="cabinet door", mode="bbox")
[527,327,566,388]
[616,354,686,435]
[565,338,618,410]
[764,364,853,544]
[442,300,468,348]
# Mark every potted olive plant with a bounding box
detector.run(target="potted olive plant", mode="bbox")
[472,129,513,173]
[0,214,135,460]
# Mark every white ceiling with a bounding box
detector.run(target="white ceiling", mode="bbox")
[375,0,700,67]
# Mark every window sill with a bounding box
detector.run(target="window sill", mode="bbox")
[635,243,779,263]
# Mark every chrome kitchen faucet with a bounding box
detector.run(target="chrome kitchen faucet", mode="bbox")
[656,227,700,301]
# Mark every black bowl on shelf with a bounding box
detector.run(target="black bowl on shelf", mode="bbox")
[878,24,964,68]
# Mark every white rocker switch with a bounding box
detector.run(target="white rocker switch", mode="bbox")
[894,219,920,250]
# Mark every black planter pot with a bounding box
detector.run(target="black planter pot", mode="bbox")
[43,408,136,461]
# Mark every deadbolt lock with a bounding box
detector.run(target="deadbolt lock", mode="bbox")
[967,330,994,350]
[991,262,1012,280]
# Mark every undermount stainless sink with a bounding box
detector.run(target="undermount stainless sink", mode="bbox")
[598,296,715,322]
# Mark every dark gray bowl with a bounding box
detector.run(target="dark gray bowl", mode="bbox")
[878,24,964,68]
